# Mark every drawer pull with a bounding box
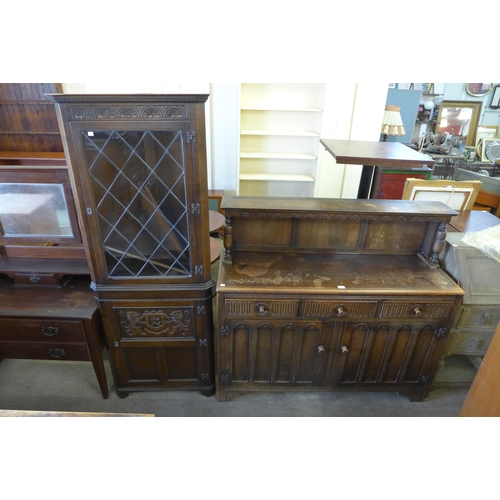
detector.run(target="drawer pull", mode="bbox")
[317,345,326,354]
[29,276,42,284]
[255,303,269,315]
[341,346,349,354]
[334,305,347,316]
[411,306,423,316]
[48,348,66,358]
[41,326,60,337]
[482,314,489,326]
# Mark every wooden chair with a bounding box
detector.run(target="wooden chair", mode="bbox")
[401,178,482,210]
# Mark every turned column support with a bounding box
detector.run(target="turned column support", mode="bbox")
[223,216,233,264]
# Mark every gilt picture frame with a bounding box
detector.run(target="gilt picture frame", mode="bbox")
[466,83,493,97]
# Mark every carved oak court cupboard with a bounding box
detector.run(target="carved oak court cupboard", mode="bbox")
[50,94,215,397]
[216,196,465,402]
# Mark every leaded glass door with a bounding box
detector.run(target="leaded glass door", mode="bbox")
[69,120,208,285]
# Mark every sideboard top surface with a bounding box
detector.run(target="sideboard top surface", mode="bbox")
[217,253,464,296]
[221,195,457,218]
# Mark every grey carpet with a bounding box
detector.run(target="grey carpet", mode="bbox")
[0,354,475,417]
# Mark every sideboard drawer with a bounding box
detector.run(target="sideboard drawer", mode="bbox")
[223,299,299,319]
[0,318,85,342]
[0,341,91,361]
[379,300,455,319]
[303,300,378,319]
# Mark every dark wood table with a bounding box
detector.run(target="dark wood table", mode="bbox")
[320,139,435,198]
[448,209,500,233]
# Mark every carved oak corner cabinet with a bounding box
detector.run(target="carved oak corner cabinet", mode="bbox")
[50,94,215,398]
[216,196,465,402]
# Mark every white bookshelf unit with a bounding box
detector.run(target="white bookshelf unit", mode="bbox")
[238,83,325,197]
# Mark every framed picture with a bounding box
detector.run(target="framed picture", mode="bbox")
[476,125,499,145]
[490,85,500,109]
[466,83,494,97]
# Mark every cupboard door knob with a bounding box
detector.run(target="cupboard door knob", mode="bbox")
[341,346,349,354]
[41,326,60,337]
[317,345,326,354]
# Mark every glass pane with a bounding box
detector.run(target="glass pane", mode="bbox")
[0,182,73,238]
[82,129,191,278]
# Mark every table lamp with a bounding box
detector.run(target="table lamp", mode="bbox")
[381,105,405,141]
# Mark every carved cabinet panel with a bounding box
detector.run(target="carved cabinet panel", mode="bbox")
[219,319,333,391]
[99,297,214,392]
[333,321,449,401]
[217,308,453,402]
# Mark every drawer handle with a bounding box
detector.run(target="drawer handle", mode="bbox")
[48,348,66,358]
[334,305,347,316]
[255,303,269,315]
[411,305,423,316]
[317,345,326,354]
[482,314,489,326]
[41,326,60,337]
[29,276,42,284]
[341,346,349,354]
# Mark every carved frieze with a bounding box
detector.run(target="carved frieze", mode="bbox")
[117,308,193,338]
[227,211,439,221]
[70,104,187,120]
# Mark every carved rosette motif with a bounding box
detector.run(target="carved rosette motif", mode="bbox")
[70,105,187,120]
[118,309,192,337]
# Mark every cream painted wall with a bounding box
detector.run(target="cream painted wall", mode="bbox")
[315,83,388,198]
[60,82,389,198]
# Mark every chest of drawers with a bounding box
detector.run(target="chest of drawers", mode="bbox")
[216,196,464,402]
[0,275,109,398]
[439,232,500,359]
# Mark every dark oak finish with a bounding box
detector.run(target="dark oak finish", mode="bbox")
[0,84,64,152]
[320,139,435,168]
[51,94,215,397]
[320,139,435,199]
[216,196,464,402]
[0,275,109,398]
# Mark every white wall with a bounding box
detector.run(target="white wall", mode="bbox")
[61,82,389,198]
[315,83,388,198]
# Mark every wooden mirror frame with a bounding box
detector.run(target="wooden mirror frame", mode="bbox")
[435,100,482,147]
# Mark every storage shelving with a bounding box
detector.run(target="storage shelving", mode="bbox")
[238,83,325,197]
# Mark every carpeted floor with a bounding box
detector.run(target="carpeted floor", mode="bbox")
[0,353,476,417]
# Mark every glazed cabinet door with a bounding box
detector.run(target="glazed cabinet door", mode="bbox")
[333,321,448,401]
[70,121,209,285]
[100,298,214,396]
[217,319,335,401]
